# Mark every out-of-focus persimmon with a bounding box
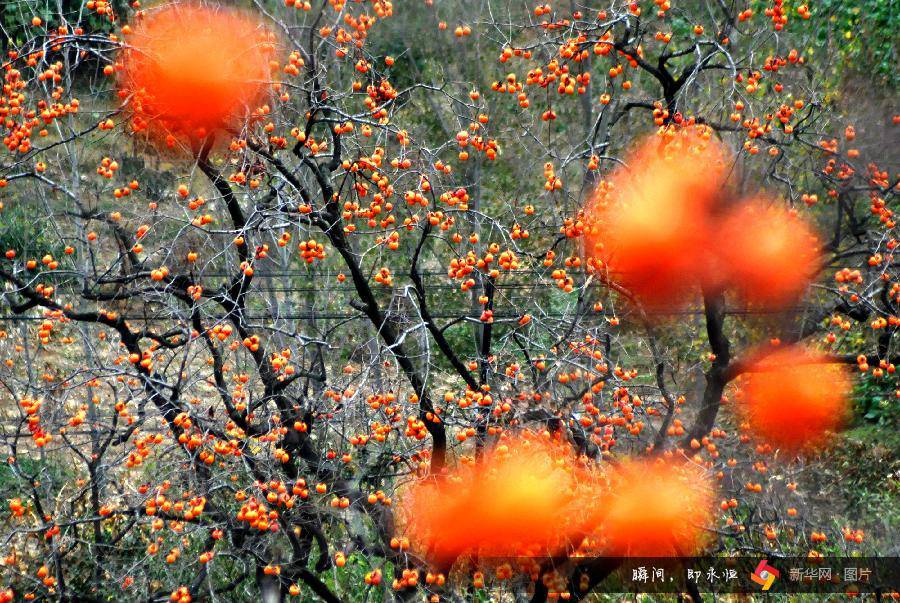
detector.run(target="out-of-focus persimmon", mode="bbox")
[119,3,274,148]
[597,459,714,556]
[396,431,604,566]
[583,125,729,311]
[714,199,822,307]
[736,347,851,451]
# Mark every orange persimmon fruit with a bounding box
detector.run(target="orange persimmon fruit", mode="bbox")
[598,459,714,556]
[118,3,274,148]
[583,125,729,311]
[713,199,822,307]
[737,346,851,451]
[396,430,604,565]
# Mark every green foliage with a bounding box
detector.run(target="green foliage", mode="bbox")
[0,456,51,490]
[792,0,899,89]
[0,201,63,268]
[826,425,900,536]
[320,550,391,600]
[852,371,900,427]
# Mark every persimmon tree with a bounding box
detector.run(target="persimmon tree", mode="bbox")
[0,0,896,601]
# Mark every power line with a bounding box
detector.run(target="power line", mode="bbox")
[0,306,807,322]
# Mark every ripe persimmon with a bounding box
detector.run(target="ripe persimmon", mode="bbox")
[598,459,713,556]
[736,346,851,451]
[396,430,603,565]
[713,198,822,307]
[118,3,274,149]
[583,125,729,311]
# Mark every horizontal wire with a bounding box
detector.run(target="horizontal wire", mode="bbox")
[0,307,805,322]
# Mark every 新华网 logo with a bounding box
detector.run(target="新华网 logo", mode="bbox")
[751,560,780,590]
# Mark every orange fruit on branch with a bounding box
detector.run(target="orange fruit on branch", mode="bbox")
[737,346,851,451]
[396,430,604,565]
[713,199,822,308]
[118,3,275,148]
[583,125,730,311]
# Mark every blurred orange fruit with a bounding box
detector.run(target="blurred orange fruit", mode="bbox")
[738,346,851,451]
[598,459,714,556]
[583,126,729,311]
[119,3,274,148]
[714,199,822,307]
[396,431,603,565]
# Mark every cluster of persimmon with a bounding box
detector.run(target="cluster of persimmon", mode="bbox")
[454,122,499,161]
[764,0,790,30]
[495,4,821,160]
[126,432,164,468]
[2,52,80,155]
[549,267,576,292]
[168,586,191,603]
[398,430,714,568]
[541,161,563,191]
[269,349,296,377]
[234,495,280,532]
[296,239,325,264]
[492,25,650,118]
[6,497,26,519]
[33,566,56,589]
[445,246,519,292]
[361,78,398,119]
[19,397,51,447]
[583,125,822,311]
